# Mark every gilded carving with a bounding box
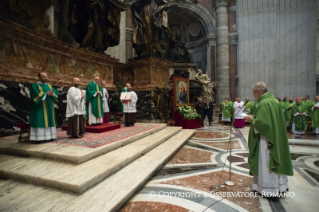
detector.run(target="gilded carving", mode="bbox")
[135,67,149,83]
[1,0,58,36]
[0,39,7,63]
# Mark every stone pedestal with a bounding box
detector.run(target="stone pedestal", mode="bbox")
[127,57,174,90]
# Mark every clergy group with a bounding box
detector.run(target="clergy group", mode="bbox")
[29,72,138,141]
[220,93,319,135]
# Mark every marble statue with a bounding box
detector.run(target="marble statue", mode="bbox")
[195,69,218,100]
[130,0,177,57]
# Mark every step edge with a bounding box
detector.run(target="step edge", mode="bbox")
[0,128,183,194]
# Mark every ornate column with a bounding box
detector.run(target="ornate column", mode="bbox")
[214,0,230,104]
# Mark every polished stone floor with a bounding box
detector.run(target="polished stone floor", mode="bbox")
[120,122,319,212]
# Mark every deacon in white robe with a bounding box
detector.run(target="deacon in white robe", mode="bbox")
[121,83,138,126]
[66,78,86,138]
[233,98,245,128]
[101,80,110,124]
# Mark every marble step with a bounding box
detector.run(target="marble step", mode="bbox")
[0,127,181,194]
[0,124,166,164]
[0,129,195,212]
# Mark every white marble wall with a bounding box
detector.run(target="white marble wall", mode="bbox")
[238,0,317,100]
[105,11,126,63]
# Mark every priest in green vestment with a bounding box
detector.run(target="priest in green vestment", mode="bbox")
[304,95,313,115]
[311,95,319,134]
[285,97,295,125]
[30,72,59,141]
[221,97,231,122]
[279,96,288,115]
[248,100,257,115]
[227,98,233,118]
[244,97,252,114]
[291,98,307,134]
[244,82,293,196]
[85,76,104,125]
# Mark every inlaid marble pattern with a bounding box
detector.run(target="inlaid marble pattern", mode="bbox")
[193,131,229,139]
[166,146,214,165]
[195,140,242,150]
[121,201,189,212]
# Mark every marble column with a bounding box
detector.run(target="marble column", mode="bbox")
[215,0,230,104]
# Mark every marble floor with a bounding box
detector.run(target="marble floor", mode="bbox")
[120,122,319,212]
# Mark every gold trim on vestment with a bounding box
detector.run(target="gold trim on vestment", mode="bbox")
[96,84,101,117]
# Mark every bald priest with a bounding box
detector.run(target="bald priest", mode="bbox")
[66,77,86,138]
[29,72,59,141]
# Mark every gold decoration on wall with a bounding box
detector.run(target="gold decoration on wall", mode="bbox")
[0,0,57,36]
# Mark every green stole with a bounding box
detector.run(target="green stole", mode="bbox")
[85,81,104,118]
[29,82,59,128]
[292,104,307,131]
[248,92,293,176]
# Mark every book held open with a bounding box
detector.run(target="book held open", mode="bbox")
[120,92,132,100]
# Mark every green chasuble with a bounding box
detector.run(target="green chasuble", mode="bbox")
[248,92,293,176]
[228,101,233,117]
[85,81,104,118]
[292,103,307,132]
[304,100,314,115]
[221,102,231,118]
[285,102,295,124]
[311,102,319,127]
[279,100,288,115]
[244,101,252,113]
[248,101,257,115]
[29,83,58,128]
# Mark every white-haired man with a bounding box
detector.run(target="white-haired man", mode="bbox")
[85,76,104,125]
[244,82,293,196]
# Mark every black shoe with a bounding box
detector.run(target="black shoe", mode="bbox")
[125,124,130,127]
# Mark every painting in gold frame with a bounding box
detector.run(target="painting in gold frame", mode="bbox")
[173,77,190,107]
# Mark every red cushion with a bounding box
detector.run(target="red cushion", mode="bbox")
[17,123,30,128]
[114,113,123,116]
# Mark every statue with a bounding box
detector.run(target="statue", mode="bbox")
[153,85,173,120]
[68,0,126,54]
[195,69,218,100]
[130,0,177,57]
[166,33,192,62]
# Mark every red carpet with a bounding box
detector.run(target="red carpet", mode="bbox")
[61,123,121,133]
[54,123,162,148]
